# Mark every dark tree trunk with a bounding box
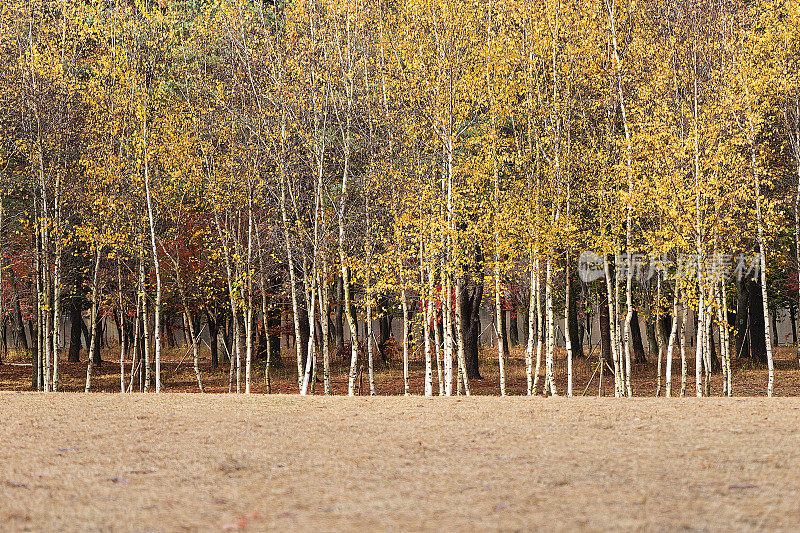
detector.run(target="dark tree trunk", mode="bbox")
[267,304,282,368]
[659,314,671,347]
[298,304,310,373]
[734,278,750,359]
[770,306,778,347]
[81,310,91,354]
[461,277,483,380]
[645,315,658,360]
[29,319,38,389]
[748,279,768,365]
[206,311,219,368]
[257,323,268,362]
[0,317,6,363]
[509,307,519,347]
[68,294,83,362]
[334,275,344,351]
[112,310,122,353]
[165,313,175,349]
[92,311,102,366]
[631,309,647,364]
[436,310,444,357]
[791,303,797,345]
[12,276,28,352]
[222,312,232,364]
[377,295,392,362]
[100,314,107,349]
[461,244,485,380]
[499,306,509,357]
[708,322,721,372]
[568,278,583,359]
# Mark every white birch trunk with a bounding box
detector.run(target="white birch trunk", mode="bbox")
[655,275,663,396]
[495,277,506,396]
[525,251,537,396]
[680,306,687,397]
[696,289,705,397]
[752,144,774,396]
[402,288,410,395]
[140,243,151,392]
[455,276,471,396]
[422,242,433,397]
[128,290,141,393]
[84,248,102,393]
[564,254,573,397]
[245,198,254,394]
[533,258,543,394]
[545,259,557,396]
[434,276,444,396]
[665,287,679,397]
[143,121,162,393]
[118,262,126,393]
[608,0,635,399]
[603,258,621,396]
[443,275,453,396]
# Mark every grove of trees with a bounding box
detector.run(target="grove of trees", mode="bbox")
[1,0,799,396]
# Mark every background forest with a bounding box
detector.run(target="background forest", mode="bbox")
[1,0,799,397]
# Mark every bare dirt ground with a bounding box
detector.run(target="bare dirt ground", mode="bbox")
[2,394,800,532]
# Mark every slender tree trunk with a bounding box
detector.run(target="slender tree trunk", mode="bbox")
[564,253,573,396]
[143,121,162,393]
[495,278,506,396]
[245,195,254,394]
[423,257,433,397]
[721,281,732,395]
[599,283,612,389]
[84,248,102,392]
[128,289,141,393]
[533,259,543,394]
[526,252,538,395]
[140,243,151,392]
[444,274,453,396]
[118,262,126,393]
[752,139,774,395]
[795,155,800,368]
[455,276,471,396]
[603,257,621,396]
[51,239,61,391]
[665,286,680,397]
[545,259,557,396]
[255,222,272,393]
[434,305,444,396]
[680,304,687,397]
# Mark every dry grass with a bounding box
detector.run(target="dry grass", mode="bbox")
[2,393,800,531]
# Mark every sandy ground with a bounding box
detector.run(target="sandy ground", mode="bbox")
[2,394,800,532]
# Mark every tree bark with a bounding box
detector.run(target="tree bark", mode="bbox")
[333,274,344,352]
[84,247,102,392]
[567,276,583,360]
[461,262,484,381]
[631,309,647,364]
[748,279,768,365]
[206,311,219,368]
[734,278,750,359]
[68,290,83,363]
[599,284,612,371]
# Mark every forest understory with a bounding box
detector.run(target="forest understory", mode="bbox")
[2,345,799,397]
